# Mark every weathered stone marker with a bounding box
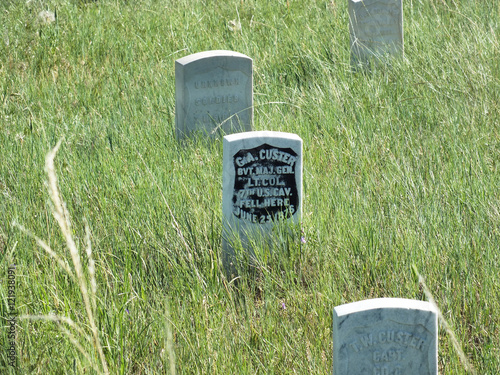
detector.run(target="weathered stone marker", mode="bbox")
[333,298,438,375]
[222,131,302,275]
[175,50,253,139]
[348,0,403,65]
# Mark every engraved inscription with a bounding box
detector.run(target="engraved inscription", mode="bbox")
[187,68,248,129]
[373,349,403,362]
[193,111,233,125]
[195,95,239,106]
[232,144,298,224]
[373,366,402,375]
[346,330,428,374]
[349,330,426,353]
[194,77,240,89]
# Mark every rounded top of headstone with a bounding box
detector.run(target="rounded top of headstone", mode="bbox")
[176,50,252,66]
[334,298,437,317]
[224,131,302,143]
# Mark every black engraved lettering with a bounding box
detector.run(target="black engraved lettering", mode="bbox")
[232,144,298,222]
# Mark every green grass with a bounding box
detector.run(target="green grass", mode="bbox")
[1,0,499,373]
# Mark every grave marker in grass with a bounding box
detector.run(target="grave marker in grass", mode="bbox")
[175,50,253,139]
[333,298,438,375]
[349,0,403,66]
[222,131,302,276]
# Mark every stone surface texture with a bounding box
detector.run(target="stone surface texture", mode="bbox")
[175,50,253,138]
[222,131,302,275]
[349,0,403,65]
[333,298,438,375]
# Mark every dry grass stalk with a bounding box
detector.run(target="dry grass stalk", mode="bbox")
[44,140,109,374]
[13,140,110,374]
[165,301,176,375]
[413,265,477,374]
[84,219,97,313]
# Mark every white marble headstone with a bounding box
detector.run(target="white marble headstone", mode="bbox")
[349,0,403,65]
[175,50,253,139]
[333,298,438,375]
[222,131,303,275]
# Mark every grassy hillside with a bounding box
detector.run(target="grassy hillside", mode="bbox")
[1,0,499,373]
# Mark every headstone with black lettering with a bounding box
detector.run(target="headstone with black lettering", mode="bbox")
[222,131,302,275]
[175,50,253,139]
[333,298,438,375]
[349,0,403,66]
